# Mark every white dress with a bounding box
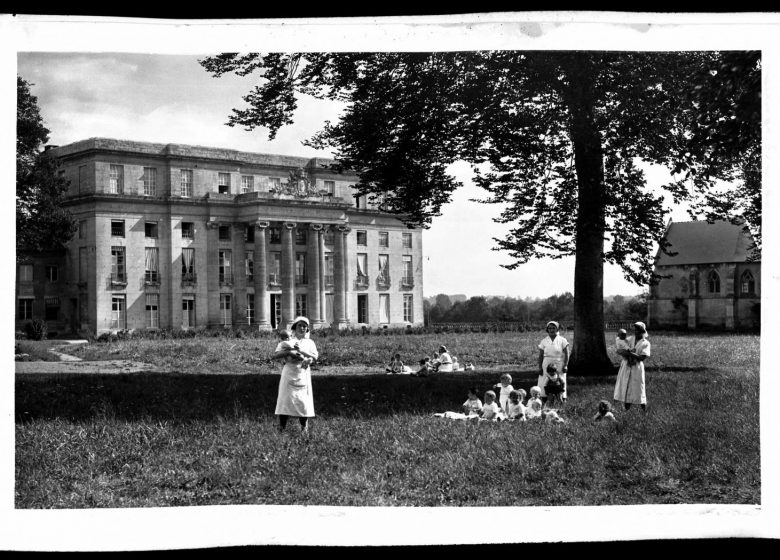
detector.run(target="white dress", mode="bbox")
[538,334,569,398]
[613,337,650,405]
[274,337,319,417]
[437,352,453,372]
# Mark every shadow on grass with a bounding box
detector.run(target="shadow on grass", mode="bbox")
[16,370,558,422]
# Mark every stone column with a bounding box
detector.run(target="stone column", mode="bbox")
[308,223,323,326]
[319,226,327,323]
[281,222,296,327]
[254,221,271,330]
[205,219,221,327]
[333,224,350,327]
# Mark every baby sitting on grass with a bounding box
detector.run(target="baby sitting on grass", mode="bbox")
[525,386,544,420]
[506,389,526,421]
[593,400,617,422]
[433,387,483,420]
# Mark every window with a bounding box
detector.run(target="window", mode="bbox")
[182,222,194,239]
[78,165,87,194]
[295,252,307,284]
[403,294,414,323]
[110,295,126,329]
[46,265,58,283]
[45,297,60,321]
[220,294,232,326]
[109,164,124,194]
[219,225,231,241]
[379,294,390,324]
[708,270,721,294]
[246,294,255,325]
[324,253,334,286]
[146,294,159,328]
[378,254,390,286]
[182,295,195,328]
[379,231,389,247]
[18,298,34,321]
[324,229,335,246]
[269,177,281,191]
[355,194,367,209]
[245,225,255,243]
[145,248,159,283]
[324,180,335,196]
[295,228,307,245]
[111,220,124,237]
[79,247,88,284]
[182,248,195,282]
[241,176,254,194]
[295,294,307,318]
[145,222,158,238]
[679,277,688,294]
[218,172,231,194]
[180,169,193,197]
[741,270,756,295]
[111,246,126,283]
[79,220,87,239]
[270,252,282,285]
[245,251,254,281]
[356,253,368,285]
[402,255,413,286]
[219,250,232,284]
[143,167,157,196]
[357,294,368,324]
[18,264,33,282]
[356,231,367,246]
[269,227,282,244]
[402,233,412,249]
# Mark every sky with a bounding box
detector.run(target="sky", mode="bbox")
[14,50,692,300]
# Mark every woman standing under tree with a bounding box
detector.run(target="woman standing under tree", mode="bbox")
[613,321,651,412]
[273,316,319,433]
[537,321,570,405]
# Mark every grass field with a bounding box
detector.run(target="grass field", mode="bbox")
[15,330,760,508]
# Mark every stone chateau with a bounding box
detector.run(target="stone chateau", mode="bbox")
[15,138,424,335]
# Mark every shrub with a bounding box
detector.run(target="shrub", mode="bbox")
[24,319,48,341]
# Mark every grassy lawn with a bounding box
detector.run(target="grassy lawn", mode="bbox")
[15,340,70,362]
[15,331,760,508]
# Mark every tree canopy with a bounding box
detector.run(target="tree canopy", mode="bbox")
[17,76,77,258]
[200,51,760,373]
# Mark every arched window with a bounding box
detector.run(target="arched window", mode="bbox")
[708,270,721,294]
[679,277,688,294]
[741,270,756,294]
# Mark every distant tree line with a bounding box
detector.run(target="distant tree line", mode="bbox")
[424,293,647,326]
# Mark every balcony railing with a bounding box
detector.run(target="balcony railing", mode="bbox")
[219,272,234,286]
[377,274,391,289]
[145,271,160,285]
[182,272,197,285]
[110,273,127,286]
[355,274,369,289]
[324,274,334,287]
[268,272,281,288]
[295,274,308,285]
[401,276,414,289]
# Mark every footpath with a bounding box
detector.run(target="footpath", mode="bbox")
[15,340,162,374]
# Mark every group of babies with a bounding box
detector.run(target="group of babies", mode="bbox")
[385,350,475,376]
[434,370,620,425]
[434,373,565,423]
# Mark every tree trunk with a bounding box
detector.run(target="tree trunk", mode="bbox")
[562,56,616,376]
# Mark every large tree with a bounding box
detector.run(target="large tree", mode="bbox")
[200,51,760,374]
[17,76,77,258]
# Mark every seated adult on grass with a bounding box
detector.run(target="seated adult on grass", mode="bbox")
[434,345,454,372]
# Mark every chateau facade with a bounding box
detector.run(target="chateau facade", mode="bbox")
[647,220,760,330]
[16,138,424,335]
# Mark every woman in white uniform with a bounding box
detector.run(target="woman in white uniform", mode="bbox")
[537,321,570,404]
[613,321,651,412]
[273,316,319,433]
